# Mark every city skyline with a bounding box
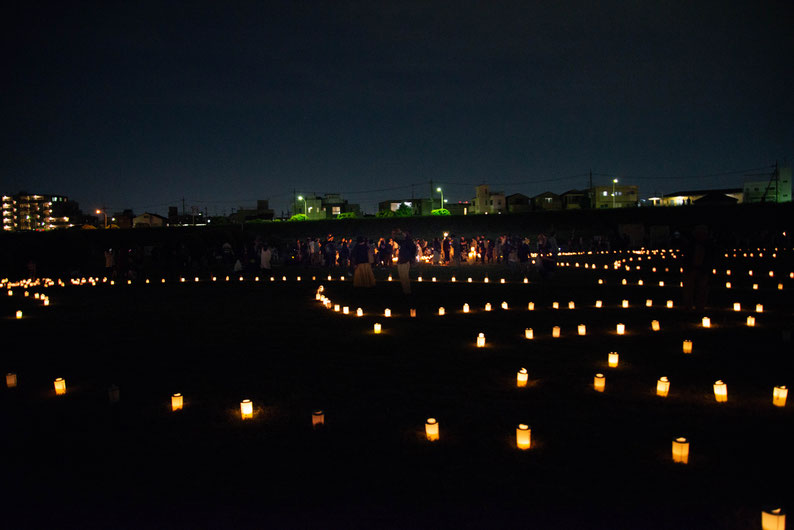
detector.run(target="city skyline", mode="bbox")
[2,2,792,216]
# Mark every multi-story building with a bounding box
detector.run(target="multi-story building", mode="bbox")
[531,191,562,211]
[473,185,506,214]
[592,184,639,208]
[660,188,743,206]
[295,194,360,220]
[743,166,792,203]
[2,192,79,231]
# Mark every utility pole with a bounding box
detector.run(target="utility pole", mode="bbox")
[182,198,185,217]
[589,169,593,209]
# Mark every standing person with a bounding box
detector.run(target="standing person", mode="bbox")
[432,237,441,265]
[451,235,461,267]
[442,236,451,264]
[352,236,375,287]
[397,231,414,294]
[259,244,272,270]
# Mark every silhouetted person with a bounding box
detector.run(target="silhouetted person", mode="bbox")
[681,225,714,312]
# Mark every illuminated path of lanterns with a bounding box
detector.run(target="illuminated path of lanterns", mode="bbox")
[0,246,791,529]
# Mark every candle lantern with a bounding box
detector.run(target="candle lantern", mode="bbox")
[733,303,741,311]
[438,307,445,316]
[578,324,586,336]
[525,328,534,340]
[762,509,786,530]
[651,320,661,331]
[356,308,363,317]
[594,373,605,392]
[312,410,325,428]
[500,278,505,284]
[451,276,456,282]
[608,352,619,368]
[485,303,492,311]
[6,373,17,388]
[701,316,711,328]
[527,302,534,311]
[621,279,627,285]
[417,276,423,282]
[523,278,529,284]
[54,377,66,395]
[638,280,644,286]
[616,323,625,335]
[622,300,629,308]
[374,323,382,334]
[595,300,603,308]
[15,310,22,319]
[333,304,340,312]
[753,284,759,290]
[387,275,393,281]
[682,340,693,354]
[171,393,183,411]
[713,380,728,402]
[756,304,764,313]
[410,308,417,318]
[516,424,531,450]
[672,437,689,464]
[501,301,508,310]
[240,399,253,420]
[598,279,604,285]
[476,333,486,348]
[657,377,670,397]
[778,283,783,290]
[343,306,349,315]
[468,277,473,283]
[747,316,756,327]
[432,277,437,282]
[463,303,470,313]
[484,277,489,283]
[659,281,665,287]
[773,386,787,407]
[568,301,575,310]
[666,300,673,308]
[425,418,439,441]
[517,368,528,387]
[646,299,652,307]
[384,308,391,317]
[552,326,561,338]
[552,302,559,309]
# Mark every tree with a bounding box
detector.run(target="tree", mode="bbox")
[289,213,308,221]
[431,208,450,216]
[337,212,356,220]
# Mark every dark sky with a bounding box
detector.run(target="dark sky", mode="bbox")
[2,1,792,216]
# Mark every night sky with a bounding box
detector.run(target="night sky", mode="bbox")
[2,1,792,216]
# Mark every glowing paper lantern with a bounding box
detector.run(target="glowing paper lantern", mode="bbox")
[616,323,625,335]
[484,277,489,283]
[753,284,759,290]
[756,304,764,313]
[552,302,559,309]
[516,424,531,450]
[343,306,349,315]
[525,328,534,340]
[773,386,787,407]
[384,308,391,317]
[373,323,382,334]
[568,301,575,309]
[485,303,492,312]
[651,320,661,331]
[468,277,473,283]
[523,278,529,284]
[672,437,689,464]
[747,315,756,327]
[666,300,673,308]
[726,281,732,289]
[240,399,253,420]
[451,276,456,282]
[659,281,665,287]
[638,280,644,286]
[500,278,505,284]
[595,300,602,308]
[527,302,534,311]
[410,308,417,318]
[622,300,629,308]
[425,418,439,441]
[657,377,670,397]
[733,303,741,311]
[598,279,604,285]
[463,303,470,313]
[54,378,66,395]
[682,340,693,354]
[333,304,340,312]
[312,410,325,428]
[438,307,445,316]
[6,373,17,388]
[552,326,561,338]
[713,380,728,402]
[171,393,183,411]
[594,373,605,392]
[762,509,786,530]
[701,316,711,328]
[517,368,528,387]
[15,310,23,319]
[646,299,652,307]
[476,333,486,348]
[608,352,619,368]
[578,324,586,336]
[417,276,423,282]
[387,275,393,281]
[356,308,363,317]
[778,283,783,290]
[621,279,627,285]
[501,301,508,310]
[432,277,437,282]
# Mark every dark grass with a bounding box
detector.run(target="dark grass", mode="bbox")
[1,256,792,529]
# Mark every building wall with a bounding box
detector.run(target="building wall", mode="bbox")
[2,193,76,231]
[743,167,792,203]
[592,185,639,208]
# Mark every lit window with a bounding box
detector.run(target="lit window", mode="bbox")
[602,191,608,196]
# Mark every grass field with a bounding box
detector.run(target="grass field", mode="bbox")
[1,251,792,529]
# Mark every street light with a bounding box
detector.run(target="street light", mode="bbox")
[612,179,618,208]
[436,187,444,210]
[95,208,108,228]
[297,196,307,216]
